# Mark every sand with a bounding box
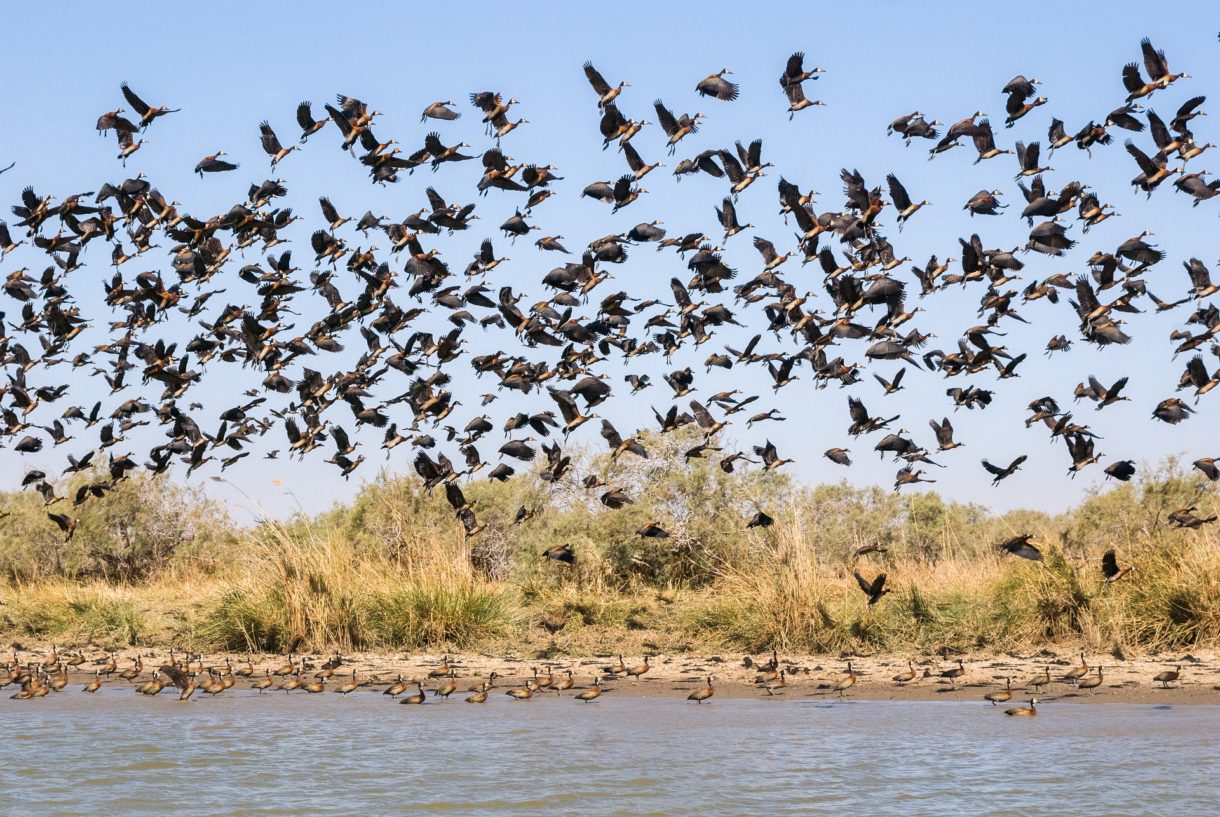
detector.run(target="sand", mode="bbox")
[6,643,1218,704]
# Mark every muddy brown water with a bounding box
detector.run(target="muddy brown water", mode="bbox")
[2,690,1216,815]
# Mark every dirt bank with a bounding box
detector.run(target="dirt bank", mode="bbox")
[7,643,1217,705]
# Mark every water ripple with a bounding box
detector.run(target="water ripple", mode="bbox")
[0,693,1216,816]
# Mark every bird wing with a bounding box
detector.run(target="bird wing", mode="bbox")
[296,101,317,130]
[1121,63,1144,94]
[583,62,612,96]
[120,82,151,115]
[1140,37,1168,80]
[886,174,912,211]
[259,121,283,155]
[1125,141,1158,176]
[784,52,805,83]
[670,277,692,308]
[653,99,678,135]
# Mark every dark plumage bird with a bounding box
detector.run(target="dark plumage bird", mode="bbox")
[998,534,1042,562]
[541,544,574,564]
[696,69,739,101]
[982,455,1027,486]
[853,571,891,605]
[195,151,239,175]
[1101,549,1133,584]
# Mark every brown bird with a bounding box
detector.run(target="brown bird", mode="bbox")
[625,655,651,683]
[985,677,1013,705]
[854,571,892,605]
[1076,666,1103,694]
[575,677,603,702]
[1063,652,1089,685]
[1004,698,1038,717]
[121,82,180,129]
[833,661,856,697]
[1152,665,1181,689]
[688,675,715,703]
[939,658,966,688]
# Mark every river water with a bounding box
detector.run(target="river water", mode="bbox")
[2,690,1215,816]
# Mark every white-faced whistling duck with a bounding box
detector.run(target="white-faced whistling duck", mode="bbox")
[421,100,460,123]
[83,670,103,693]
[688,675,715,703]
[120,83,179,129]
[47,665,68,692]
[1101,550,1133,584]
[696,69,739,102]
[1153,665,1182,689]
[259,121,297,167]
[280,675,303,694]
[467,672,497,692]
[854,570,892,605]
[465,682,489,704]
[161,664,196,702]
[834,662,856,697]
[1028,667,1050,692]
[574,677,602,702]
[985,677,1013,706]
[506,680,536,700]
[1077,666,1103,694]
[782,78,824,120]
[252,670,275,693]
[604,655,627,677]
[886,174,930,232]
[303,676,326,694]
[385,674,409,698]
[1063,652,1089,685]
[434,671,457,699]
[274,654,296,677]
[554,670,575,694]
[401,683,426,705]
[428,655,452,678]
[178,674,199,702]
[625,656,651,683]
[763,669,786,696]
[234,659,254,678]
[100,653,117,677]
[117,657,143,683]
[1005,699,1038,717]
[534,666,555,690]
[136,670,163,696]
[296,101,331,142]
[893,660,917,685]
[755,663,780,685]
[583,62,629,110]
[201,672,226,697]
[194,151,239,176]
[940,659,966,688]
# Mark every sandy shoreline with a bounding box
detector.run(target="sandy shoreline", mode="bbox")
[6,642,1218,705]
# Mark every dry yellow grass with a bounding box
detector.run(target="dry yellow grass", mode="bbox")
[2,452,1217,657]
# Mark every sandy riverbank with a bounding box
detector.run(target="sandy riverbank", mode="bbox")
[6,643,1218,705]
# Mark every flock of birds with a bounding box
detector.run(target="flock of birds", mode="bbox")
[1,39,1219,557]
[1,645,1188,716]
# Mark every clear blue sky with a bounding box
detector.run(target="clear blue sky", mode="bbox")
[1,2,1217,522]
